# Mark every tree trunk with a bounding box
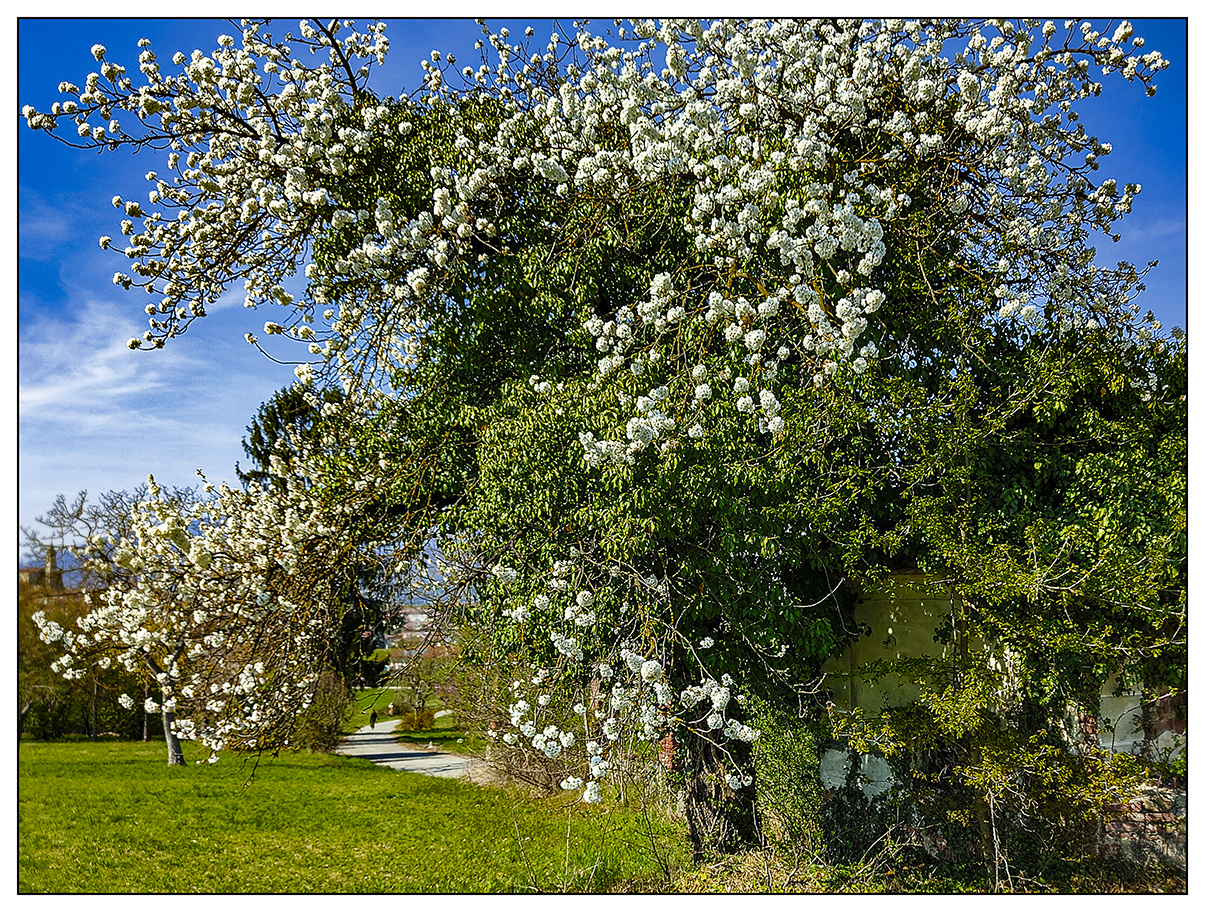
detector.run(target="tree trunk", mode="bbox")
[161,707,186,766]
[141,643,187,765]
[90,676,98,740]
[680,730,760,859]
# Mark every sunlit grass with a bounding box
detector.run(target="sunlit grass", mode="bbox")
[18,739,686,893]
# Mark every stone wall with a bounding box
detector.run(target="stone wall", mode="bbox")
[1097,785,1187,871]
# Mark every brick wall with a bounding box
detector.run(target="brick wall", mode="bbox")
[1097,784,1187,872]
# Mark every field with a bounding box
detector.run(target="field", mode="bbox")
[18,708,1186,894]
[17,738,687,893]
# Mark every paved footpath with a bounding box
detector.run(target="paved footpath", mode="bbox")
[337,718,486,780]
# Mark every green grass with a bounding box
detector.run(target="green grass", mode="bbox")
[24,734,1177,894]
[18,739,687,893]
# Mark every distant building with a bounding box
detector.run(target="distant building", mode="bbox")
[17,566,45,587]
[385,606,434,645]
[18,546,63,591]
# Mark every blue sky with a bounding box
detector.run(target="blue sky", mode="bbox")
[14,17,1190,547]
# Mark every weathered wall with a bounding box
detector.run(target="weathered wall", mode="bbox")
[815,573,1185,871]
[1097,784,1187,871]
[821,573,1174,759]
[821,572,963,712]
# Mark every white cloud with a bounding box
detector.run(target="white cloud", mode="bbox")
[18,288,295,532]
[1113,215,1186,247]
[19,296,174,415]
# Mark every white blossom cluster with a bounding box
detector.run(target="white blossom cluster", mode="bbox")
[489,552,760,800]
[22,19,391,368]
[258,17,1163,463]
[502,18,1162,462]
[21,18,1166,405]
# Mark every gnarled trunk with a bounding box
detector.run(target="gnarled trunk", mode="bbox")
[680,730,760,859]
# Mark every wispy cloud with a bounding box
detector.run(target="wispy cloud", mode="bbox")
[18,285,296,532]
[1114,215,1186,248]
[17,185,81,260]
[19,294,184,417]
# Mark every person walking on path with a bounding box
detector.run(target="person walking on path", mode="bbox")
[338,718,485,780]
[369,709,378,730]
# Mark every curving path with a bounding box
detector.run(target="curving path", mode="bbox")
[337,718,487,780]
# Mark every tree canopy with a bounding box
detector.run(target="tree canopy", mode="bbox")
[23,18,1184,853]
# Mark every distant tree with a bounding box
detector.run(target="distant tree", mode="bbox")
[26,475,359,765]
[18,565,150,741]
[18,576,79,737]
[236,384,344,489]
[22,488,185,591]
[240,385,407,689]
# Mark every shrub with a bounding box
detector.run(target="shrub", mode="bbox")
[748,699,825,863]
[295,669,352,752]
[396,708,436,732]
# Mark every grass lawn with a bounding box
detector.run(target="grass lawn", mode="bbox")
[18,738,687,893]
[21,727,1182,894]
